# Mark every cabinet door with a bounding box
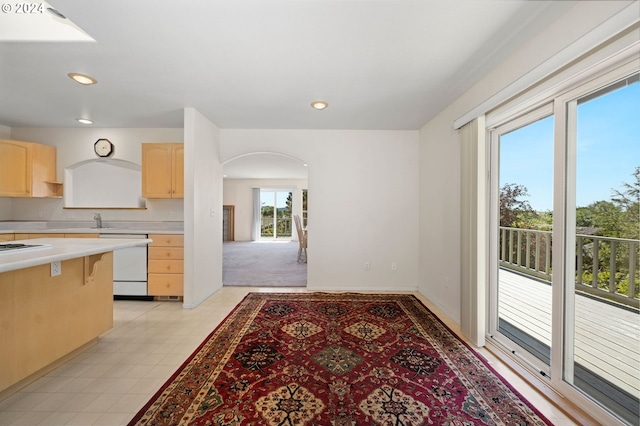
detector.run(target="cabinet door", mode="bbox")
[149,234,184,247]
[171,144,184,198]
[0,140,32,197]
[31,143,59,198]
[142,144,172,198]
[148,259,184,274]
[20,233,65,239]
[148,274,184,296]
[148,247,184,260]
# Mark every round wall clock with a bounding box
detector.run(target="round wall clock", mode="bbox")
[94,138,114,157]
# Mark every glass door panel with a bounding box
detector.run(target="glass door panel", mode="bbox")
[565,74,639,423]
[260,191,293,239]
[492,111,554,373]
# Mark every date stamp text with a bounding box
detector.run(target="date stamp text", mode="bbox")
[1,3,45,14]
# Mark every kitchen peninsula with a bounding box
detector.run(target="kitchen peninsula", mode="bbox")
[0,237,152,396]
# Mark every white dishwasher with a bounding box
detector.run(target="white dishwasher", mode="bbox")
[99,234,148,296]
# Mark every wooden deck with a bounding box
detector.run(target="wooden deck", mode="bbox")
[498,269,640,398]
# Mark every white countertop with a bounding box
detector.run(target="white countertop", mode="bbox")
[0,238,152,273]
[0,221,183,235]
[0,228,183,235]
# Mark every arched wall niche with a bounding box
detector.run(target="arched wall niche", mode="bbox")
[64,158,145,208]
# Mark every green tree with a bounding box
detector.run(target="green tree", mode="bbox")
[261,205,274,217]
[611,166,640,239]
[576,206,595,228]
[284,192,292,217]
[585,200,623,237]
[500,183,535,227]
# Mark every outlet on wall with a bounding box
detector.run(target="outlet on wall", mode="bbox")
[391,262,397,271]
[364,261,370,271]
[51,261,61,277]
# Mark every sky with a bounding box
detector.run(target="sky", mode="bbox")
[260,191,291,210]
[499,78,639,212]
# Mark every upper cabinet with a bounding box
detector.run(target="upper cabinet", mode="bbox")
[0,139,62,198]
[141,143,184,199]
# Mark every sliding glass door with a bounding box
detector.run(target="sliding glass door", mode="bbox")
[490,106,554,375]
[490,67,639,424]
[561,73,639,424]
[260,191,293,239]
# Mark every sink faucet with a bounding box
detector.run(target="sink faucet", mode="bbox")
[93,213,102,228]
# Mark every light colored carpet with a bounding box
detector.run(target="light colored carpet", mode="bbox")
[222,241,307,287]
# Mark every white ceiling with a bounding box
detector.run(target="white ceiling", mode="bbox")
[0,0,576,131]
[0,1,93,42]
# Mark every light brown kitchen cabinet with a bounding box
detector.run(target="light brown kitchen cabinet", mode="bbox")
[0,252,113,392]
[14,233,65,239]
[13,233,98,240]
[0,139,63,198]
[147,234,184,297]
[0,234,15,242]
[141,143,184,199]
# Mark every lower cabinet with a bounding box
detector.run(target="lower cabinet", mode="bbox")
[147,234,184,297]
[13,233,98,239]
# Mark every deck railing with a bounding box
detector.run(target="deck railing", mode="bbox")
[499,226,639,308]
[261,216,292,238]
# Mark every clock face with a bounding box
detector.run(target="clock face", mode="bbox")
[94,139,113,157]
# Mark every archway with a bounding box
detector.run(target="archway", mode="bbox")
[221,152,308,287]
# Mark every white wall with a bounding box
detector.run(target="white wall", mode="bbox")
[183,108,222,308]
[223,178,308,241]
[220,129,420,291]
[7,127,184,222]
[417,0,636,323]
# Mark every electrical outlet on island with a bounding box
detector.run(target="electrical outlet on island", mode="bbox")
[51,261,61,277]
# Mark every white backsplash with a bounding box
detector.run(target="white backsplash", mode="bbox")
[7,197,183,222]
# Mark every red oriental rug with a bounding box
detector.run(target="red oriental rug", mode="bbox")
[129,293,552,425]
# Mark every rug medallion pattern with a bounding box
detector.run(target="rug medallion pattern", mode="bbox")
[129,293,552,425]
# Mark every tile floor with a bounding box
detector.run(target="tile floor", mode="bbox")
[0,287,579,425]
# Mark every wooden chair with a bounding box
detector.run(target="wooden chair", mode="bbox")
[294,214,307,263]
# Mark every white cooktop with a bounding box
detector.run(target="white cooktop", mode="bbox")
[0,243,52,255]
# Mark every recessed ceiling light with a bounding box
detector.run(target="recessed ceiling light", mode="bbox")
[311,101,328,110]
[68,73,97,85]
[76,118,93,124]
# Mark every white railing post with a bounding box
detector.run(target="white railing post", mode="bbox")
[577,236,583,285]
[609,241,617,294]
[592,239,599,289]
[629,242,637,299]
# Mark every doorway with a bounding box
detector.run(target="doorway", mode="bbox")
[223,205,234,241]
[221,152,309,287]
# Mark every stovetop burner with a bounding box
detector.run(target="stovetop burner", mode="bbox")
[0,243,50,254]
